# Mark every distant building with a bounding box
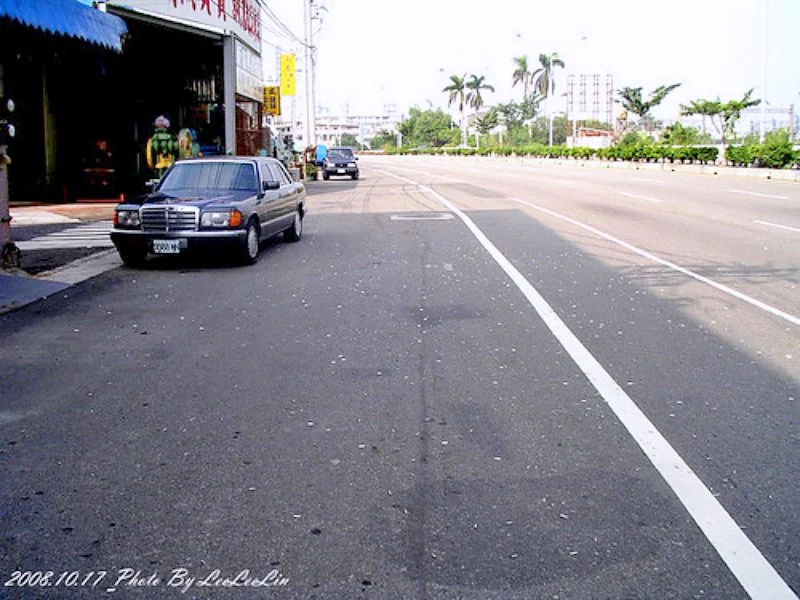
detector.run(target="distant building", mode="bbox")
[275,103,402,149]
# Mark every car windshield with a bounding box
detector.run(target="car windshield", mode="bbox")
[328,149,354,161]
[158,162,258,194]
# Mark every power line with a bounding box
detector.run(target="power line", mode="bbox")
[256,0,308,47]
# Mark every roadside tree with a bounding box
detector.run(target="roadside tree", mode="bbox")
[617,84,681,131]
[399,107,459,148]
[532,52,565,145]
[680,89,761,156]
[512,55,533,100]
[466,74,495,113]
[370,130,397,150]
[443,74,468,147]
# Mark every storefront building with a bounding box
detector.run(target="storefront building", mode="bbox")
[0,0,128,202]
[106,0,266,188]
[0,0,265,202]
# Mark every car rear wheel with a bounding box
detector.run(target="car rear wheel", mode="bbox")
[284,211,303,242]
[351,172,359,180]
[323,172,330,180]
[238,221,260,265]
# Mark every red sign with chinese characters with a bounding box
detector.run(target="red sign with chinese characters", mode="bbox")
[116,0,261,51]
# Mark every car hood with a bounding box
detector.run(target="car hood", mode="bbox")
[125,191,254,207]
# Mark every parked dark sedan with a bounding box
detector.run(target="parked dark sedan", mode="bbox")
[110,157,306,267]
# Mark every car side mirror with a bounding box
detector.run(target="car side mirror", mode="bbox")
[263,180,280,191]
[355,157,359,161]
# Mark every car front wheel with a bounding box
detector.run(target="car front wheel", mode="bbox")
[118,245,147,268]
[284,211,303,242]
[238,221,260,265]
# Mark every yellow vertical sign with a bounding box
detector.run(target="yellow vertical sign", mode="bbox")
[280,53,296,97]
[263,86,281,116]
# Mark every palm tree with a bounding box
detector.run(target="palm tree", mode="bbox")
[443,74,468,147]
[466,74,495,112]
[512,55,532,100]
[532,52,565,145]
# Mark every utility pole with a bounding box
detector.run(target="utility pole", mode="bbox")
[760,0,769,142]
[303,0,316,149]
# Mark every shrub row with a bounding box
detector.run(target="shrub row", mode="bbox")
[726,144,799,169]
[391,145,719,165]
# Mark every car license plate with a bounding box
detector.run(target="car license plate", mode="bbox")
[153,239,182,254]
[337,168,345,174]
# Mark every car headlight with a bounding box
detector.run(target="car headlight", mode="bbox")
[347,162,356,167]
[114,209,140,228]
[201,210,243,228]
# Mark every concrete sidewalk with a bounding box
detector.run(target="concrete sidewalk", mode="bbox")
[10,201,115,225]
[1,202,121,314]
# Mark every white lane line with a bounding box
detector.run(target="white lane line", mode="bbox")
[619,191,663,203]
[512,198,800,328]
[628,177,665,184]
[753,220,800,234]
[729,189,789,200]
[389,214,454,221]
[377,169,797,599]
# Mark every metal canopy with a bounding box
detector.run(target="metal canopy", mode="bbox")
[0,0,127,52]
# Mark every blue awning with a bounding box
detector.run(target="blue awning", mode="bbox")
[0,0,127,52]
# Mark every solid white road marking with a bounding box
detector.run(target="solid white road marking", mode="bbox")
[619,191,663,203]
[729,189,789,200]
[753,220,800,234]
[628,177,665,184]
[378,168,798,599]
[511,198,800,328]
[389,214,454,221]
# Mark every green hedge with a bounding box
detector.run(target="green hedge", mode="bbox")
[393,144,720,164]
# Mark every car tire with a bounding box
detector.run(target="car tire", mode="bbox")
[238,220,260,265]
[284,211,303,242]
[118,245,147,268]
[323,172,330,180]
[351,172,359,180]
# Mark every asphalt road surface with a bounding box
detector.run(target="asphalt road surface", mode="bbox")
[1,156,798,599]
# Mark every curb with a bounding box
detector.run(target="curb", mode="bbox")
[0,250,121,315]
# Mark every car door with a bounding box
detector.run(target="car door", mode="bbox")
[276,160,303,214]
[265,160,296,232]
[258,159,284,237]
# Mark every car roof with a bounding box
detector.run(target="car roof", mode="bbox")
[175,156,259,165]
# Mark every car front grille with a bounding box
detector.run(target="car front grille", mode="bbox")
[141,206,198,232]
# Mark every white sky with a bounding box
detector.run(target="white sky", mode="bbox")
[263,0,800,120]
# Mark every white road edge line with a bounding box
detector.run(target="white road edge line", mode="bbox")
[619,191,663,203]
[511,198,800,328]
[729,189,789,200]
[377,168,798,600]
[753,220,800,234]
